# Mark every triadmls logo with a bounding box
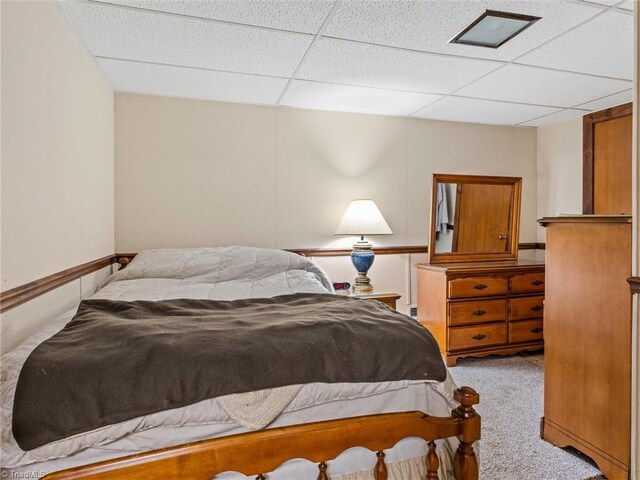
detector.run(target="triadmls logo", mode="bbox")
[0,470,46,479]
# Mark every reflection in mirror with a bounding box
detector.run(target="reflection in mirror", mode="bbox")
[428,174,521,264]
[435,183,513,254]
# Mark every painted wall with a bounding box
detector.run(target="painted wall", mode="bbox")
[536,117,583,242]
[115,94,538,252]
[115,93,538,312]
[0,0,114,352]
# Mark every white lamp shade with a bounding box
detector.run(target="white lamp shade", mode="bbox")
[334,199,393,236]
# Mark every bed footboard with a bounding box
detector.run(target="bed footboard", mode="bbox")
[44,387,480,480]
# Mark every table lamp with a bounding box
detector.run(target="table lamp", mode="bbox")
[334,199,392,292]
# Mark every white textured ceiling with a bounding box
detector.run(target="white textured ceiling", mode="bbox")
[57,0,634,127]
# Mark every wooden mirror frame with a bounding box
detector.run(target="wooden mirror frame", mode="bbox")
[427,174,522,264]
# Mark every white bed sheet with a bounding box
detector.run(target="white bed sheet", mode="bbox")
[1,247,461,479]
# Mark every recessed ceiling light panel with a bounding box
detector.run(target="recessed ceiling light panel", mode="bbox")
[450,10,541,49]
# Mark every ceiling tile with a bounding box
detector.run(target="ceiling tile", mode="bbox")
[297,38,503,94]
[519,108,588,127]
[97,0,334,34]
[517,10,633,80]
[579,0,619,5]
[457,64,631,107]
[579,1,634,12]
[323,0,603,62]
[412,96,559,125]
[280,80,442,116]
[578,0,628,6]
[575,89,633,110]
[57,0,313,77]
[97,58,287,104]
[618,1,634,11]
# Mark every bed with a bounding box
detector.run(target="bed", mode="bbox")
[0,246,479,480]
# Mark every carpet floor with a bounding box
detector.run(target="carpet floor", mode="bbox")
[448,353,605,480]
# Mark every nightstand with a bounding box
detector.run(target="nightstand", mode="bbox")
[336,291,401,310]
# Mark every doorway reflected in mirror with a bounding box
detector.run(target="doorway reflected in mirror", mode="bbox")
[428,174,521,264]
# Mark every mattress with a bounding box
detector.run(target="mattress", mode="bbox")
[1,247,461,479]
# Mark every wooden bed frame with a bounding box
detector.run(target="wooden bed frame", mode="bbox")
[44,387,480,480]
[2,253,481,480]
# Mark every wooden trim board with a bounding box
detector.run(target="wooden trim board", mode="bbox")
[287,243,540,257]
[0,256,116,313]
[1,243,546,313]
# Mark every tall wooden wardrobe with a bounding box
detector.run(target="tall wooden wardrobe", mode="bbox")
[541,103,633,480]
[540,216,631,480]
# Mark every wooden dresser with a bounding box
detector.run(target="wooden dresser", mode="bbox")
[540,215,631,480]
[417,260,545,367]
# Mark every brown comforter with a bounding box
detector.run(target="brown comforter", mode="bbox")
[13,293,446,450]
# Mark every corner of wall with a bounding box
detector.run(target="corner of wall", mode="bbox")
[1,0,116,349]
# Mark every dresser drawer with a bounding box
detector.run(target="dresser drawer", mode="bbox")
[510,296,544,320]
[509,319,544,344]
[449,299,507,326]
[448,276,508,299]
[510,273,545,294]
[448,324,507,351]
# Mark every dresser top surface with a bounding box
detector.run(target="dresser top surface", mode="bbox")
[416,259,545,274]
[539,215,631,226]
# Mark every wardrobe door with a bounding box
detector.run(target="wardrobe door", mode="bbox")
[584,103,632,215]
[593,114,632,214]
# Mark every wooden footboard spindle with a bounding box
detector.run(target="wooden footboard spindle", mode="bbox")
[452,387,481,480]
[44,387,480,480]
[317,461,330,479]
[427,441,440,479]
[374,451,388,479]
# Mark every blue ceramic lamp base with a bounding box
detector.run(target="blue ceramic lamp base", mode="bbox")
[350,239,375,293]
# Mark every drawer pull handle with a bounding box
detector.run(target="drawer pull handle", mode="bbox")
[531,280,544,286]
[473,284,488,290]
[530,305,543,312]
[530,327,543,333]
[472,334,487,340]
[472,309,487,316]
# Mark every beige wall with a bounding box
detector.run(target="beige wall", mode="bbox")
[115,93,538,311]
[1,0,114,351]
[536,117,583,242]
[115,94,538,251]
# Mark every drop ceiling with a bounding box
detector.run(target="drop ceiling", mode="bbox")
[57,0,634,127]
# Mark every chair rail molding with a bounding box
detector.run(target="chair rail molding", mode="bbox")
[1,243,546,313]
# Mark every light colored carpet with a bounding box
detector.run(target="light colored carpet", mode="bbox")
[449,354,604,480]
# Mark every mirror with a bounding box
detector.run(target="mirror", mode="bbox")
[428,174,522,264]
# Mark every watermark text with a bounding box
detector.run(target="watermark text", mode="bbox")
[0,470,46,479]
